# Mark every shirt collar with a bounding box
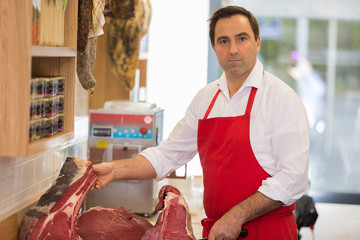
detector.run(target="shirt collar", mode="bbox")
[217,59,264,97]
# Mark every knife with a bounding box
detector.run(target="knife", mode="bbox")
[198,229,248,240]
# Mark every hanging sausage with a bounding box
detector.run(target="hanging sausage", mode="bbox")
[77,0,106,94]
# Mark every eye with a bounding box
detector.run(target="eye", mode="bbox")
[237,36,247,42]
[217,37,229,45]
[219,39,228,45]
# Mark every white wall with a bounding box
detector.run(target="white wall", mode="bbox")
[147,0,209,137]
[146,0,210,175]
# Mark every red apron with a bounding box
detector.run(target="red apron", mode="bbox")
[197,87,297,240]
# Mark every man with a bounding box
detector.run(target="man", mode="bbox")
[93,6,309,240]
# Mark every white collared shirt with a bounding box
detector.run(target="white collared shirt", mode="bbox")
[141,59,310,206]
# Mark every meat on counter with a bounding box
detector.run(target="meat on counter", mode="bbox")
[77,206,152,240]
[18,157,152,240]
[142,185,197,240]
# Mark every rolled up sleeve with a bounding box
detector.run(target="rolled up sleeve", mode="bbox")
[258,89,310,206]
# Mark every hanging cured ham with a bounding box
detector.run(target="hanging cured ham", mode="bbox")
[106,0,151,91]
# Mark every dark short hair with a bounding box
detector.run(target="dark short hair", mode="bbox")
[208,6,260,46]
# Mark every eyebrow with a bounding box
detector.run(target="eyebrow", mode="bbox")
[216,36,229,42]
[235,32,250,38]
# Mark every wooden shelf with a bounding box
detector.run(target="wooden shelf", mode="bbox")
[31,46,77,57]
[29,132,74,155]
[0,0,78,157]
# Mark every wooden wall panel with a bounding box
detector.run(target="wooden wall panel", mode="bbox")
[90,19,130,109]
[89,18,148,109]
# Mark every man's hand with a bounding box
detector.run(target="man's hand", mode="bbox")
[207,192,283,239]
[91,155,157,190]
[207,209,244,240]
[92,162,115,189]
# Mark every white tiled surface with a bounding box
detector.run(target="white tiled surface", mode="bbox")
[0,153,60,221]
[0,148,89,222]
[20,160,34,191]
[6,164,21,197]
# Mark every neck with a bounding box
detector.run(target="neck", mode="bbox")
[226,62,257,98]
[227,77,245,98]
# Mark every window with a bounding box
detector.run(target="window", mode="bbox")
[259,18,360,203]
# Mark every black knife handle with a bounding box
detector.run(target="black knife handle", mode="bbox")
[239,229,248,238]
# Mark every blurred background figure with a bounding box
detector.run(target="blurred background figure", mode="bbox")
[288,52,326,129]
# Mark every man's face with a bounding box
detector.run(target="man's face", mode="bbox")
[212,14,260,81]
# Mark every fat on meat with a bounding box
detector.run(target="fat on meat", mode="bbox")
[18,157,97,240]
[77,206,153,240]
[142,185,196,240]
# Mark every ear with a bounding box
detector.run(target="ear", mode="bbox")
[256,36,261,52]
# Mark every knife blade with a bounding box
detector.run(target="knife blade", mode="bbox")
[197,229,248,240]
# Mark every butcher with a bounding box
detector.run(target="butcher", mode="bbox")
[93,5,309,240]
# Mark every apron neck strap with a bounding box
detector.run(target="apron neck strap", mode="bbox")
[203,87,258,120]
[203,89,221,119]
[245,87,258,117]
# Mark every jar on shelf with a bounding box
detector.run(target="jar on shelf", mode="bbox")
[43,97,58,117]
[44,77,58,97]
[57,77,65,95]
[43,116,57,137]
[57,113,64,132]
[33,119,43,140]
[34,99,43,119]
[36,78,45,98]
[58,95,64,113]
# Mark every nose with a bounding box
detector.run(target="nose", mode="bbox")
[229,41,238,55]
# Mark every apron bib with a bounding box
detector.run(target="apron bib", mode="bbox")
[197,87,297,240]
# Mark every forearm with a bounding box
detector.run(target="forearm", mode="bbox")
[228,191,283,225]
[111,155,157,180]
[209,191,283,239]
[93,155,157,189]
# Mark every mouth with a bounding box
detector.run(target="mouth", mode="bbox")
[228,58,241,62]
[228,59,241,64]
